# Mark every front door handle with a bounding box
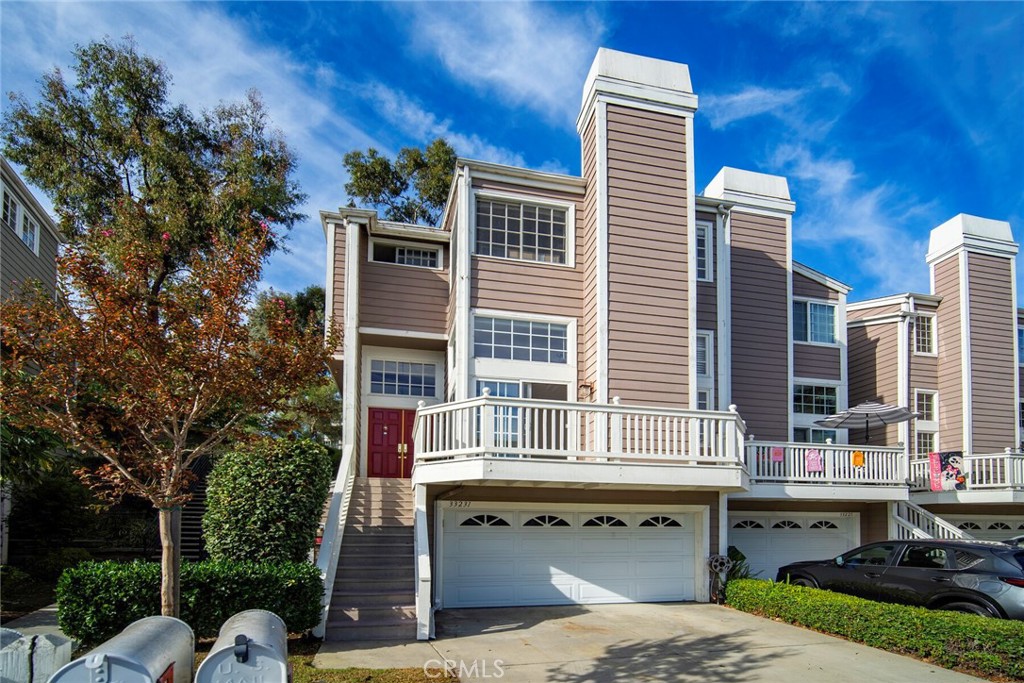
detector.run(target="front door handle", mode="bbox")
[864,572,880,579]
[931,576,952,583]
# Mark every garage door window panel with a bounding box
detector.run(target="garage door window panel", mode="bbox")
[461,514,511,527]
[582,515,628,528]
[524,514,571,528]
[640,516,682,528]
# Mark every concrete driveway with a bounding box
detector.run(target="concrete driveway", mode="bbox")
[315,603,986,682]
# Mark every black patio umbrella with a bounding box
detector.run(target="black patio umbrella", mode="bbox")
[814,400,920,443]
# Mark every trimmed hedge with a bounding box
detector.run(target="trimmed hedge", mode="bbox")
[726,579,1024,679]
[57,560,322,644]
[204,438,332,563]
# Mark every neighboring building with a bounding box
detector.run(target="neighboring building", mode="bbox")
[315,49,1021,641]
[1,156,59,301]
[0,156,61,565]
[848,214,1022,541]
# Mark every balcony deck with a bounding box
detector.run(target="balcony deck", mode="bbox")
[735,441,909,500]
[909,451,1024,504]
[412,396,748,490]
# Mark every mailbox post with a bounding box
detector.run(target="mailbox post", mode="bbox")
[195,610,289,683]
[47,617,194,683]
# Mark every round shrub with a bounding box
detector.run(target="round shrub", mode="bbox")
[203,438,332,563]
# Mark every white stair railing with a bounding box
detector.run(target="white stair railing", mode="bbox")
[890,501,971,540]
[313,443,358,638]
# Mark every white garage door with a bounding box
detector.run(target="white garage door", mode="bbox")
[441,506,698,608]
[945,515,1024,541]
[728,512,859,580]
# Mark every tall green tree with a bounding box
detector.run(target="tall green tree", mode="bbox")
[342,137,456,225]
[0,38,330,618]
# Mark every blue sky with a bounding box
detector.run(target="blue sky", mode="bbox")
[2,2,1021,302]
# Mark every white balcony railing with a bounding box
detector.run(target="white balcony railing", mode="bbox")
[413,394,747,468]
[909,450,1024,492]
[745,441,907,486]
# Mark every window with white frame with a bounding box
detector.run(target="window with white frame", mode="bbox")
[696,332,713,378]
[369,360,438,397]
[1018,328,1024,365]
[914,389,938,456]
[2,187,18,231]
[696,221,713,282]
[473,316,568,363]
[915,315,936,355]
[2,186,39,254]
[793,427,837,444]
[20,213,37,252]
[371,239,440,269]
[696,390,711,411]
[793,300,836,344]
[695,330,714,410]
[793,385,837,414]
[475,198,568,265]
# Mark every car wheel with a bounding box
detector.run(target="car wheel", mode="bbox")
[791,576,817,588]
[941,601,998,618]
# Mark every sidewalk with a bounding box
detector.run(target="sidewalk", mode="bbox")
[3,605,73,643]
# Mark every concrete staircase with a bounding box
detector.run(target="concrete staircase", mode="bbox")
[326,477,416,641]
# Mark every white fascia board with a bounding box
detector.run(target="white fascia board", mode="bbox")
[458,158,585,193]
[358,327,448,341]
[792,261,852,294]
[847,314,904,327]
[848,293,942,311]
[577,77,697,132]
[370,221,450,243]
[927,214,1018,264]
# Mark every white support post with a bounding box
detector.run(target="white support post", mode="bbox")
[610,397,622,455]
[414,483,432,640]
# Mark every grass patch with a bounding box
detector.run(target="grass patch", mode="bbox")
[196,637,458,683]
[727,578,1024,681]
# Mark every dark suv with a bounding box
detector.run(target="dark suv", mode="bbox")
[776,539,1024,619]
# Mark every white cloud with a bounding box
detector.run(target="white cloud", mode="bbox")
[773,144,934,296]
[402,3,605,125]
[363,82,528,168]
[702,86,808,129]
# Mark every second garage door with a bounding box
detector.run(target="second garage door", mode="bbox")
[440,506,699,608]
[728,512,859,580]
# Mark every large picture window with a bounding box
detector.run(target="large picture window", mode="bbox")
[369,360,437,397]
[793,385,837,415]
[473,316,568,363]
[475,198,567,265]
[793,301,836,344]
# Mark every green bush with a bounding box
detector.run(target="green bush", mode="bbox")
[203,438,332,563]
[56,560,322,644]
[726,579,1024,679]
[27,547,94,581]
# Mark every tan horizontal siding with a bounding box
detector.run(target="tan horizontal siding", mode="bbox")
[847,319,899,445]
[909,354,938,390]
[330,223,348,354]
[793,344,842,381]
[581,114,599,397]
[730,211,788,440]
[933,256,964,451]
[967,253,1016,452]
[793,272,838,302]
[847,302,902,321]
[605,104,687,407]
[359,258,448,334]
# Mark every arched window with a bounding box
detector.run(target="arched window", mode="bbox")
[523,515,570,527]
[640,516,682,527]
[460,514,511,527]
[582,515,627,528]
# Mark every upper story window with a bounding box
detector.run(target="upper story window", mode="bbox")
[1018,327,1024,365]
[696,221,713,282]
[473,316,568,363]
[915,314,936,355]
[696,332,712,378]
[2,186,40,255]
[370,239,440,269]
[370,359,437,397]
[475,198,567,265]
[793,300,835,344]
[915,390,936,423]
[793,384,837,415]
[794,427,837,444]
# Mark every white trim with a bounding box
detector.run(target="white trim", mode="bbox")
[792,261,852,294]
[470,188,577,269]
[579,92,697,131]
[368,221,450,243]
[786,214,794,440]
[791,379,844,444]
[456,165,472,401]
[696,220,713,282]
[367,236,443,270]
[696,330,714,382]
[837,289,849,435]
[324,221,336,343]
[897,302,911,454]
[342,217,363,466]
[717,208,732,409]
[848,293,942,311]
[470,308,578,385]
[596,100,610,403]
[460,159,586,193]
[959,250,973,453]
[358,327,447,341]
[1014,258,1021,450]
[0,159,59,243]
[686,115,697,409]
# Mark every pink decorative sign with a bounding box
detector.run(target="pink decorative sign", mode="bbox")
[771,446,785,463]
[806,449,824,473]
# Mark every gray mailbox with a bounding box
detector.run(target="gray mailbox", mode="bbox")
[47,617,193,683]
[194,610,289,683]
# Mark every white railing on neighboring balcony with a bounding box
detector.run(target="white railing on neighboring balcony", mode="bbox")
[745,441,907,486]
[890,501,967,540]
[909,450,1024,492]
[413,394,747,467]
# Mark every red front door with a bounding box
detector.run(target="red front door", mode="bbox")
[368,408,416,478]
